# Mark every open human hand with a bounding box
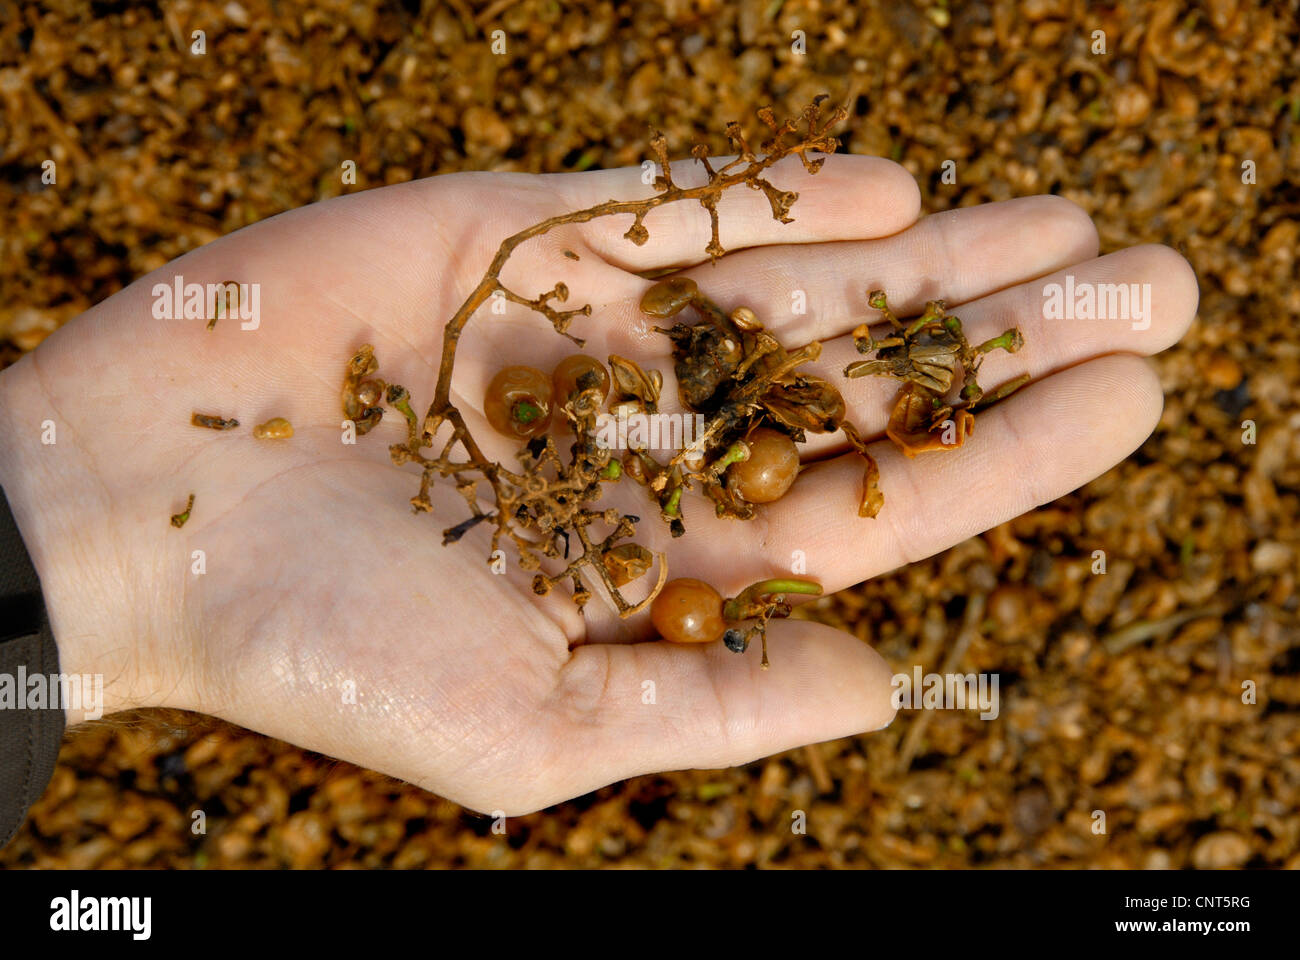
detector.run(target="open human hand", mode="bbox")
[0,155,1196,813]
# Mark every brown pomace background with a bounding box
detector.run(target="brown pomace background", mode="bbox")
[0,0,1297,868]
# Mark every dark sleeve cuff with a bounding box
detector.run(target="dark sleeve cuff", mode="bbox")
[0,484,65,848]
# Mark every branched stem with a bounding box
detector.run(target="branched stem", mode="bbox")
[350,97,848,618]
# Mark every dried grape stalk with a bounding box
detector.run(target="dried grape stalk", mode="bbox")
[351,97,848,617]
[170,493,195,528]
[341,344,385,436]
[845,290,1028,461]
[191,413,239,430]
[639,277,879,520]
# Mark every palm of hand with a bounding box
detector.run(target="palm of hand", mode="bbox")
[6,157,1194,813]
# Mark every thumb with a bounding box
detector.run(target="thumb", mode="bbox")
[532,620,897,803]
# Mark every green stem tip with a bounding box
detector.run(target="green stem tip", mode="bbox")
[724,577,823,620]
[976,328,1024,354]
[715,440,750,471]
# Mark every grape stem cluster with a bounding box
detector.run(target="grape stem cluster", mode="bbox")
[345,97,848,618]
